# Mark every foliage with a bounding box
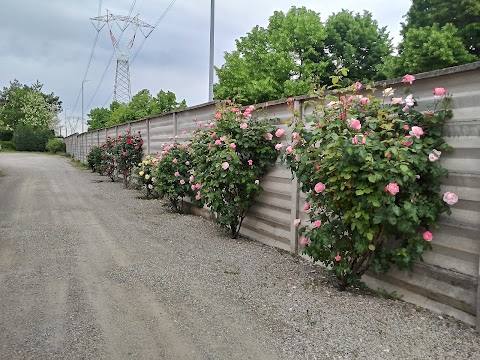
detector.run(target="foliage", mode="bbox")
[284,71,457,289]
[100,137,118,182]
[190,102,279,238]
[391,24,477,76]
[88,89,187,130]
[13,122,53,151]
[153,142,199,211]
[134,155,159,198]
[401,0,480,57]
[114,131,143,188]
[324,10,392,83]
[45,138,66,153]
[87,145,103,173]
[0,140,15,151]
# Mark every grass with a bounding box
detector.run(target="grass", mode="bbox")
[69,159,90,170]
[0,169,5,178]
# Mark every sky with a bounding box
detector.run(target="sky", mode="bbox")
[0,0,412,135]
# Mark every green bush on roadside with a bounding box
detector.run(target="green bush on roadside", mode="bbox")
[46,138,66,153]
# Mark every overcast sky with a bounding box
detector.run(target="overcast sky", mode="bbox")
[0,0,411,134]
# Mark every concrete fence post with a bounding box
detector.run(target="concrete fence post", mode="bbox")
[146,118,150,155]
[173,112,178,139]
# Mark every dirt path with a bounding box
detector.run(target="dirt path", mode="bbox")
[0,153,279,359]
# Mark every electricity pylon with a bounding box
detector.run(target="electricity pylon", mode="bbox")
[90,10,154,104]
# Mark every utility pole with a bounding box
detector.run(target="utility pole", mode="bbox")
[64,107,69,137]
[91,10,154,104]
[81,80,90,133]
[208,0,215,101]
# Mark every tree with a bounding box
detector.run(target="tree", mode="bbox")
[393,24,477,76]
[401,0,480,56]
[324,10,392,83]
[87,107,111,130]
[214,6,328,104]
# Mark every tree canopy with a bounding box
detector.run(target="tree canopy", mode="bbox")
[214,7,393,104]
[87,89,187,130]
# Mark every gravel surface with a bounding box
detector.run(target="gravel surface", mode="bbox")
[0,152,479,360]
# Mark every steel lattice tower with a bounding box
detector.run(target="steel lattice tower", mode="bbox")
[91,10,154,104]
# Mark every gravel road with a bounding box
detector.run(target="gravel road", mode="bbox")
[0,152,479,360]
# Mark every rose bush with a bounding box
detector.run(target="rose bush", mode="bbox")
[100,137,118,182]
[134,155,158,198]
[285,70,458,289]
[115,131,143,188]
[190,102,278,238]
[87,145,103,174]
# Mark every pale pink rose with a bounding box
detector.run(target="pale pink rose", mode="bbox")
[429,153,439,161]
[326,101,338,109]
[211,132,217,138]
[240,122,248,130]
[231,107,239,112]
[405,94,415,107]
[275,128,285,138]
[220,136,227,142]
[433,149,441,156]
[423,231,433,242]
[351,135,366,145]
[409,126,424,138]
[172,158,178,164]
[195,191,201,200]
[443,192,458,205]
[185,161,190,166]
[292,132,299,139]
[221,162,229,170]
[293,218,301,228]
[300,237,309,246]
[248,159,253,166]
[285,145,294,154]
[196,121,203,127]
[247,105,255,111]
[215,139,222,146]
[287,97,294,103]
[349,119,361,130]
[402,74,415,84]
[181,130,187,135]
[303,202,310,211]
[402,105,410,112]
[391,97,403,105]
[433,87,447,96]
[191,185,196,191]
[195,183,201,190]
[174,171,180,177]
[275,143,283,151]
[404,125,409,130]
[355,81,362,90]
[385,182,400,195]
[313,220,322,228]
[189,175,195,183]
[214,113,222,119]
[254,180,259,185]
[383,87,394,97]
[314,182,325,193]
[180,179,185,185]
[334,253,342,262]
[266,133,273,140]
[359,97,370,105]
[402,135,413,146]
[229,143,236,150]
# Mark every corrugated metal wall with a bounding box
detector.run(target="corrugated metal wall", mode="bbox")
[64,62,480,328]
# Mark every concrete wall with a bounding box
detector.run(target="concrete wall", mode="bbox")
[65,62,480,328]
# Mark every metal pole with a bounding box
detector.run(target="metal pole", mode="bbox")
[208,0,215,101]
[64,107,69,137]
[81,82,84,133]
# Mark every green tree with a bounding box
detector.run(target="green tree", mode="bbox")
[87,107,111,130]
[394,24,477,76]
[401,0,480,56]
[214,6,328,104]
[324,10,393,83]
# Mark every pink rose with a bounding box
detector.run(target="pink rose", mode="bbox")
[248,159,253,166]
[195,191,201,200]
[196,121,203,127]
[385,182,400,195]
[392,97,403,105]
[195,183,201,190]
[275,143,283,151]
[429,153,439,162]
[285,145,293,154]
[313,220,322,228]
[275,128,285,138]
[189,175,195,183]
[220,136,227,142]
[293,219,301,228]
[402,74,415,84]
[423,231,433,242]
[351,135,366,145]
[172,158,178,164]
[386,152,391,159]
[404,125,409,130]
[240,122,248,129]
[214,113,222,119]
[443,192,458,205]
[174,171,180,177]
[221,162,229,170]
[292,132,299,139]
[185,161,190,166]
[334,253,341,262]
[314,182,325,193]
[402,135,413,146]
[349,119,361,130]
[409,126,424,138]
[359,97,370,105]
[405,94,415,107]
[180,179,185,185]
[303,202,310,211]
[266,133,273,140]
[300,237,309,246]
[211,132,217,138]
[191,185,196,191]
[355,81,362,90]
[215,139,222,146]
[229,143,236,150]
[433,87,447,96]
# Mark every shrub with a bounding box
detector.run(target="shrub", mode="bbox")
[46,138,66,153]
[284,71,458,289]
[134,155,158,198]
[100,137,118,182]
[0,140,15,151]
[115,131,143,188]
[87,146,103,173]
[153,142,199,211]
[14,122,52,151]
[190,102,279,238]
